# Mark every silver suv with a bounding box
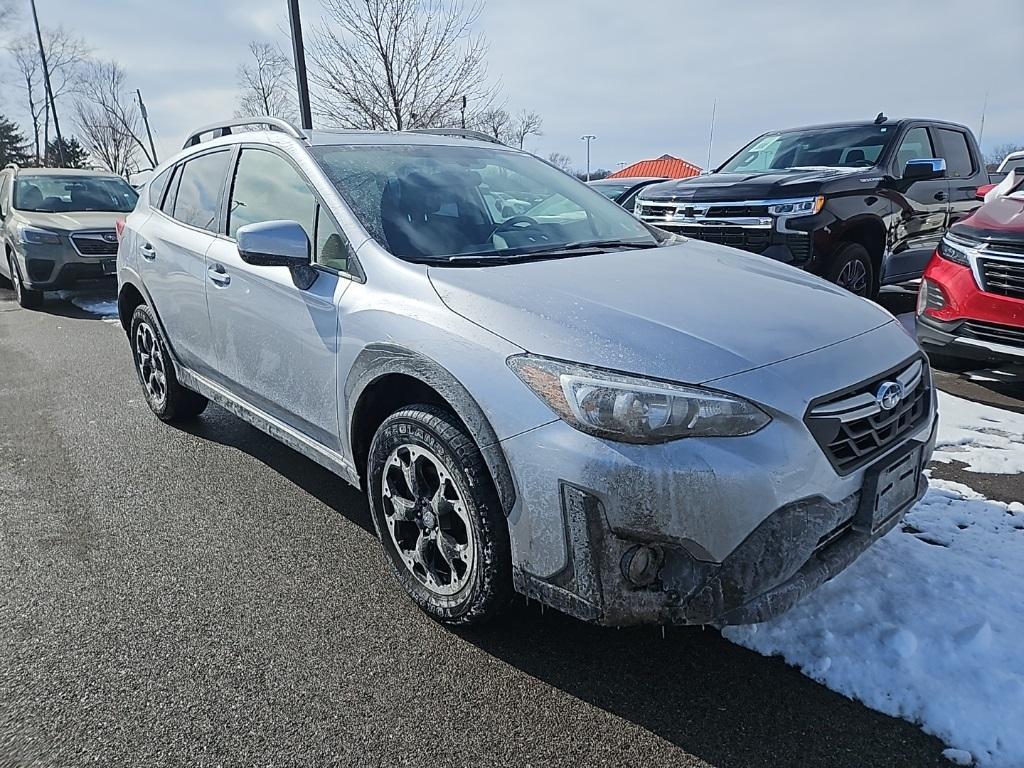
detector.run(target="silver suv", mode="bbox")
[117,117,937,627]
[1,165,138,308]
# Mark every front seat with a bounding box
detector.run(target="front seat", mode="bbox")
[845,149,866,165]
[380,171,484,259]
[18,184,44,210]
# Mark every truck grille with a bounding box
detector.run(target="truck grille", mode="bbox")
[958,320,1024,348]
[71,232,118,256]
[805,358,930,475]
[979,258,1024,300]
[667,225,770,252]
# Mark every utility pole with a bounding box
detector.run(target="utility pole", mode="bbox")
[461,95,467,129]
[978,91,989,149]
[136,89,158,166]
[30,0,65,166]
[580,134,596,181]
[287,0,313,131]
[706,97,717,172]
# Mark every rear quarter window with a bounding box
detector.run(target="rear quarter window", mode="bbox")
[148,168,173,208]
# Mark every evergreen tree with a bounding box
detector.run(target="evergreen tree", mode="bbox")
[0,114,31,167]
[45,136,90,169]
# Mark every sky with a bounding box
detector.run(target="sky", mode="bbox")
[2,0,1022,173]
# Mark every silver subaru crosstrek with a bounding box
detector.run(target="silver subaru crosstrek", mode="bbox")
[117,117,937,627]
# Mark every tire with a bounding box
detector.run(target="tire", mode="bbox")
[367,405,512,626]
[826,242,876,299]
[8,255,43,309]
[129,304,208,422]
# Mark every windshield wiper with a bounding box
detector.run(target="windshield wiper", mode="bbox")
[560,239,658,250]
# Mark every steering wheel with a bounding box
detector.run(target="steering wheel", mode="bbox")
[489,215,539,239]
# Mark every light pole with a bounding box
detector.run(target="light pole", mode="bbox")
[136,89,158,166]
[30,0,65,166]
[287,0,313,130]
[580,134,596,181]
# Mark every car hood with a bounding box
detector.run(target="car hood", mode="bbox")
[429,240,895,384]
[955,195,1024,242]
[642,168,867,202]
[14,210,123,232]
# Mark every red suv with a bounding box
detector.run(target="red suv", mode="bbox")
[916,175,1024,369]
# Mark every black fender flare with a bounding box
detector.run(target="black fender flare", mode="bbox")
[345,343,517,515]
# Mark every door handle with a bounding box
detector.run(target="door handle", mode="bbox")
[140,243,156,260]
[933,191,947,201]
[207,264,230,286]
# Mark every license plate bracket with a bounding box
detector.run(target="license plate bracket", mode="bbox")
[855,443,924,533]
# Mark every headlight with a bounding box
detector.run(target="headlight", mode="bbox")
[768,196,824,217]
[508,355,771,443]
[937,236,971,266]
[18,225,62,245]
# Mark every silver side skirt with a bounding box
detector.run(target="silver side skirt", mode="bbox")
[176,366,362,488]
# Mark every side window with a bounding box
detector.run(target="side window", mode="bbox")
[0,172,9,216]
[936,129,974,178]
[895,127,935,173]
[160,165,181,215]
[172,150,231,232]
[148,167,172,208]
[228,149,315,243]
[315,204,354,272]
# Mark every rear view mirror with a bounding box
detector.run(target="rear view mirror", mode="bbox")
[902,158,946,185]
[237,220,310,268]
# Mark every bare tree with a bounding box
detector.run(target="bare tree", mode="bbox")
[509,109,542,149]
[547,152,573,174]
[7,28,90,164]
[73,60,154,177]
[236,41,296,121]
[308,0,495,130]
[474,106,511,142]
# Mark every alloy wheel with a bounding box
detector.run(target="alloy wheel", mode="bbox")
[381,444,475,596]
[836,260,868,295]
[134,321,168,406]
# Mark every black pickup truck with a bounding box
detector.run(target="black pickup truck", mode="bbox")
[636,117,987,297]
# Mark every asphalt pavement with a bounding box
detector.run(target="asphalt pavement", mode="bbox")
[2,284,1019,768]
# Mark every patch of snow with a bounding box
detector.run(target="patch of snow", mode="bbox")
[55,290,119,323]
[934,391,1024,474]
[724,479,1024,766]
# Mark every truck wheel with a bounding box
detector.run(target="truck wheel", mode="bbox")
[8,255,43,309]
[130,304,208,421]
[367,405,512,626]
[827,242,876,299]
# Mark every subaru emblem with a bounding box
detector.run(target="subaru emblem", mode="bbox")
[875,381,904,411]
[102,233,118,243]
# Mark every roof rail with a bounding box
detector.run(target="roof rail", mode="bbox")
[182,116,308,150]
[408,128,504,145]
[3,163,19,171]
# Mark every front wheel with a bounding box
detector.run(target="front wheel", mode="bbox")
[826,242,876,299]
[367,405,512,626]
[9,255,43,309]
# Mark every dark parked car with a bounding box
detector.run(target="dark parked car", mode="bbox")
[636,117,987,297]
[588,177,667,209]
[917,170,1024,369]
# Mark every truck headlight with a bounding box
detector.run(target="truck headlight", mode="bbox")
[508,355,770,443]
[18,225,62,245]
[768,196,824,217]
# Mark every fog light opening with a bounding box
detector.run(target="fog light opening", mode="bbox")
[621,544,664,587]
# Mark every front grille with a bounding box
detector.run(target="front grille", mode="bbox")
[638,203,677,219]
[71,232,118,256]
[701,203,770,218]
[665,225,771,253]
[805,358,930,475]
[979,258,1024,300]
[959,320,1024,348]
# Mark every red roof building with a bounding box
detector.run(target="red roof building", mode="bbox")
[608,154,702,179]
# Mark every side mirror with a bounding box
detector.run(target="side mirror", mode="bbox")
[237,220,311,268]
[902,157,946,185]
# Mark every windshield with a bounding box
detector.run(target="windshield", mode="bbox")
[718,125,894,174]
[589,182,632,199]
[13,175,138,213]
[311,144,657,263]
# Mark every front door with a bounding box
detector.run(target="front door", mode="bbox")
[884,126,950,283]
[205,147,351,450]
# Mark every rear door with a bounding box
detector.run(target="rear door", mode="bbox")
[936,127,983,229]
[140,149,232,375]
[884,125,950,283]
[204,146,352,450]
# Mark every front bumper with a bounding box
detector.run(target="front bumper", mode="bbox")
[13,238,117,290]
[500,322,936,626]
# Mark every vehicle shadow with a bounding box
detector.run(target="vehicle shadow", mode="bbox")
[175,404,375,536]
[460,602,948,768]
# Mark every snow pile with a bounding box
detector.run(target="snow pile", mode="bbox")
[55,290,119,322]
[934,391,1024,474]
[724,479,1024,766]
